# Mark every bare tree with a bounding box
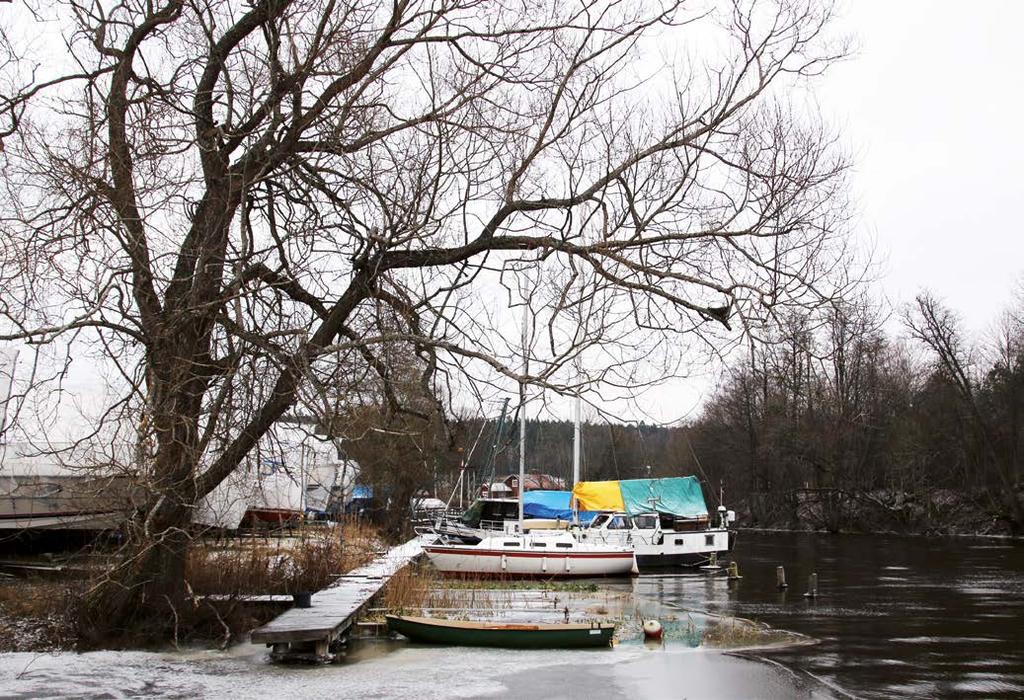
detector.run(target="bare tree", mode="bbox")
[904,292,1024,529]
[0,0,854,640]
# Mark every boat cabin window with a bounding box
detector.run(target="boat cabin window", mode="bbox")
[482,501,519,521]
[532,542,547,548]
[555,542,573,549]
[670,517,702,532]
[705,534,715,546]
[498,502,520,520]
[503,541,521,547]
[633,514,658,530]
[607,515,632,530]
[461,499,519,527]
[590,514,610,529]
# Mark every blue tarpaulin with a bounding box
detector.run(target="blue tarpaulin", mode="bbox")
[618,477,708,518]
[351,485,373,500]
[522,490,597,523]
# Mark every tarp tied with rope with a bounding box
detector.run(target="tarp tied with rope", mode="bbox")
[569,480,625,513]
[522,490,598,524]
[572,476,708,518]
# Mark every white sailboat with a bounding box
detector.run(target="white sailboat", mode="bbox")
[423,318,636,578]
[423,525,636,577]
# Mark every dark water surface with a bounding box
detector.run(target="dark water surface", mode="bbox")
[635,531,1024,698]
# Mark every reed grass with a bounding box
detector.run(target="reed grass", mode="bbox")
[701,617,776,648]
[0,578,79,652]
[186,521,380,596]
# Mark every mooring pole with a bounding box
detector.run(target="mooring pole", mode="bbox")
[804,572,818,598]
[777,565,788,590]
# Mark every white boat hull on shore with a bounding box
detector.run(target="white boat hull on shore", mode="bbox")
[0,473,141,531]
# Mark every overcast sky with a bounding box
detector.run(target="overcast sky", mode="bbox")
[3,1,1023,433]
[819,0,1024,336]
[597,0,1024,424]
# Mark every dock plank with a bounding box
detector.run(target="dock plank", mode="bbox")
[250,537,422,645]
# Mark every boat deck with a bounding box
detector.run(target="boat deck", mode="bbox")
[249,536,422,661]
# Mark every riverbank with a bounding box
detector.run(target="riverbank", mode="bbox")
[737,487,1020,537]
[0,522,383,653]
[740,526,1023,540]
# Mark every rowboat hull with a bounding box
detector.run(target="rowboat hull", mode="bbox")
[386,615,615,648]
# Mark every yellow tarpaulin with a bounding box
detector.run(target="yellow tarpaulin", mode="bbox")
[571,480,625,512]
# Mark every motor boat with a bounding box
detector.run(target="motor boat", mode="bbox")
[578,509,734,568]
[571,477,736,569]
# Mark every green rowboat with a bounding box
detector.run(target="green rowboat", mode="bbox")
[385,615,615,648]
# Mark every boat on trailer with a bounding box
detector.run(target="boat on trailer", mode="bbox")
[0,443,142,532]
[386,614,616,648]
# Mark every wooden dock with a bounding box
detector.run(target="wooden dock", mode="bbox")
[250,537,422,662]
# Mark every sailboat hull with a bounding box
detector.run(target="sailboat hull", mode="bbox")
[423,538,636,577]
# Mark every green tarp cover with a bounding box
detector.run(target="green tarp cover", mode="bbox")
[618,477,708,518]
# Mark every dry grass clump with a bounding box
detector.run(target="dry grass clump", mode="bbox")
[378,566,500,616]
[379,563,437,612]
[1,521,384,650]
[186,521,381,596]
[379,567,571,619]
[701,616,779,648]
[0,578,80,652]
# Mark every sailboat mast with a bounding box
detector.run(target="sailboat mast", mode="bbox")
[572,395,581,486]
[519,307,528,533]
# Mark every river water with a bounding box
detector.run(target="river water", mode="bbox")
[695,531,1024,698]
[0,532,1021,699]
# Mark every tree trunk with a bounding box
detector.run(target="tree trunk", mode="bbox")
[80,347,207,645]
[78,506,193,646]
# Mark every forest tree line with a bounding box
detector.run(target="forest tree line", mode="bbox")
[365,292,1022,536]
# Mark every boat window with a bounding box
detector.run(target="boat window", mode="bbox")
[705,534,715,546]
[532,542,547,548]
[555,542,573,549]
[503,541,521,547]
[634,514,658,530]
[675,538,685,546]
[590,514,610,529]
[607,515,631,530]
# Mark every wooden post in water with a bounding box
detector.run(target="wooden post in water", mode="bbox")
[804,572,818,598]
[727,561,742,581]
[776,565,788,590]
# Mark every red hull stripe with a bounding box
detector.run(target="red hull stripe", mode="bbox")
[424,547,633,560]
